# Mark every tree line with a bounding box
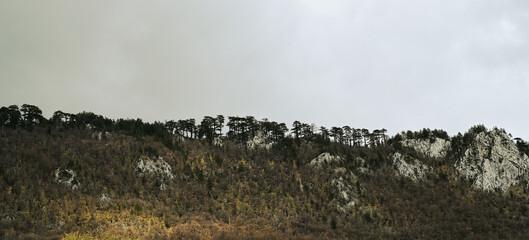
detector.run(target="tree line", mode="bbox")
[0,104,387,147]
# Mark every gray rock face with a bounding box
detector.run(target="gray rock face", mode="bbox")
[455,128,529,192]
[246,131,274,150]
[309,153,362,212]
[54,168,80,190]
[309,152,342,169]
[392,152,432,182]
[401,137,451,159]
[331,168,360,212]
[136,156,175,190]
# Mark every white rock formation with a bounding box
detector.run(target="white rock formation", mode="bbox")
[136,156,175,190]
[308,153,361,212]
[246,131,274,150]
[331,168,360,212]
[392,152,432,182]
[401,137,451,159]
[173,135,185,142]
[99,193,112,203]
[92,131,102,141]
[213,137,223,147]
[99,193,112,208]
[91,131,110,141]
[54,168,80,190]
[454,128,529,192]
[309,152,342,169]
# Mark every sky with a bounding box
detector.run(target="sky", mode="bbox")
[1,1,528,139]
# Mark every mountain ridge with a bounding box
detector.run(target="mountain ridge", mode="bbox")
[2,104,529,239]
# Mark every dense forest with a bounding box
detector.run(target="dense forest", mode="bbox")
[2,104,529,239]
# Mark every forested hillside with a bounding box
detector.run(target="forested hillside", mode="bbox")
[2,104,529,239]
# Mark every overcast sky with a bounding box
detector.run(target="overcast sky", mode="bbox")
[1,1,528,138]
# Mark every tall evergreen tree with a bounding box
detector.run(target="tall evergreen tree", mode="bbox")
[21,104,44,125]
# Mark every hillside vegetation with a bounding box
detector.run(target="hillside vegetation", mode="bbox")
[1,104,529,239]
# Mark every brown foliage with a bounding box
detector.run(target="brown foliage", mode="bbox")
[1,126,529,239]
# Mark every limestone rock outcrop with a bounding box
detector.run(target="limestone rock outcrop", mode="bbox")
[454,128,529,192]
[309,152,342,169]
[91,131,110,141]
[401,137,451,159]
[213,137,223,147]
[246,131,274,150]
[135,156,175,190]
[392,152,432,182]
[54,168,81,190]
[331,168,360,212]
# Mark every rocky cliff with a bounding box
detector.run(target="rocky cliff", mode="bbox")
[391,152,432,182]
[454,128,529,192]
[398,128,529,193]
[401,137,450,159]
[246,131,274,150]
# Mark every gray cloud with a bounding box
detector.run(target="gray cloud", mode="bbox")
[1,0,528,138]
